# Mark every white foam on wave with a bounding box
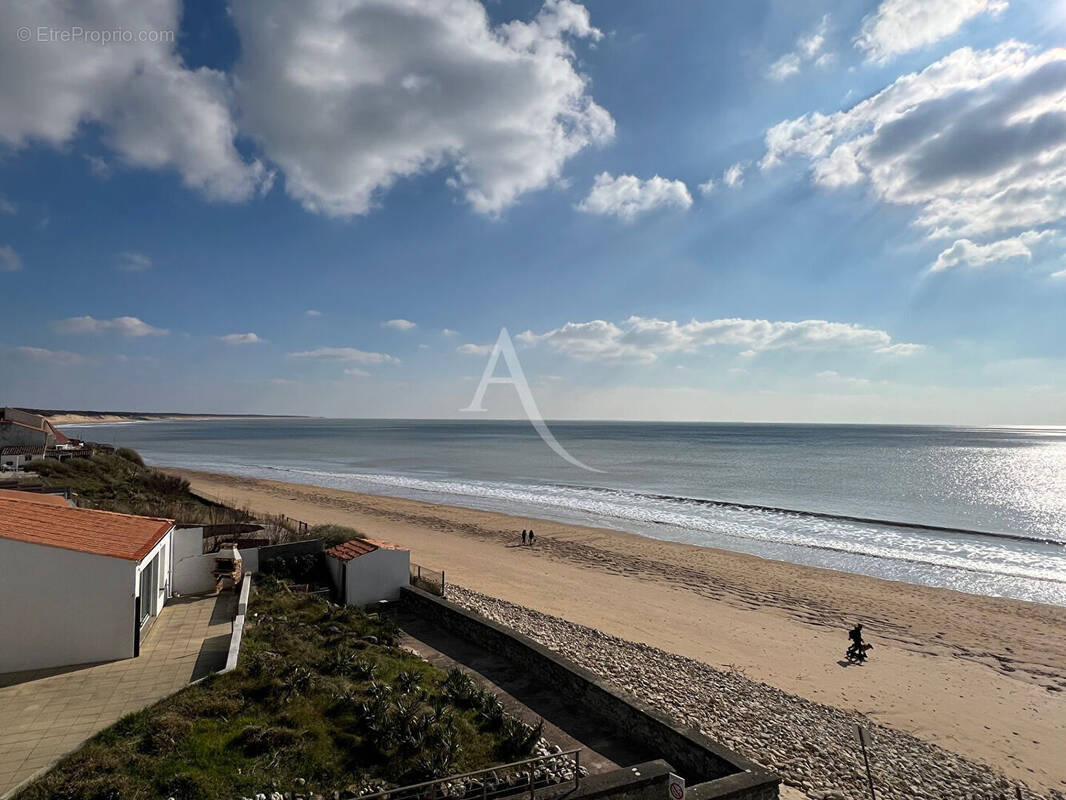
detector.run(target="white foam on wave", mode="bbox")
[184,459,1066,587]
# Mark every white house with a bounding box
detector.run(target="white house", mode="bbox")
[325,538,410,606]
[0,493,175,673]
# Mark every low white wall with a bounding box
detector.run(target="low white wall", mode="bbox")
[343,548,410,606]
[171,527,218,596]
[0,538,135,673]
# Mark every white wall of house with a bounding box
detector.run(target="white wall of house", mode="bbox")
[171,527,220,596]
[0,538,137,673]
[337,548,410,606]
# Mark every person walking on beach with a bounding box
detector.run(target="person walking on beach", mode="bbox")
[528,529,535,545]
[521,529,527,545]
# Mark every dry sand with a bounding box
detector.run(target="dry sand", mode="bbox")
[169,468,1066,794]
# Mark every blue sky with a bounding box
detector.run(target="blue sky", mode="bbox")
[2,0,1065,423]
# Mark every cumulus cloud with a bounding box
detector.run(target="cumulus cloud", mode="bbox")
[722,163,746,188]
[288,346,399,364]
[768,14,831,81]
[856,0,1008,62]
[0,0,270,202]
[577,173,692,220]
[759,42,1066,240]
[930,230,1054,271]
[231,0,612,217]
[517,316,924,363]
[458,343,493,355]
[697,179,715,196]
[11,346,86,366]
[0,245,22,272]
[53,316,168,337]
[442,328,460,337]
[218,332,265,344]
[383,319,417,331]
[117,251,152,272]
[1051,269,1066,281]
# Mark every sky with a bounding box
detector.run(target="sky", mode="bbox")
[2,0,1066,424]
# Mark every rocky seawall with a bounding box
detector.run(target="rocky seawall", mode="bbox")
[447,585,1062,800]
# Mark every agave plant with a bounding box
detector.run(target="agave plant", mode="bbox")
[395,669,422,694]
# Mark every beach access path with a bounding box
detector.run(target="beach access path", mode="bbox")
[167,468,1066,796]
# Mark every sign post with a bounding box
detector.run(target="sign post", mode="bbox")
[855,725,876,800]
[668,773,685,800]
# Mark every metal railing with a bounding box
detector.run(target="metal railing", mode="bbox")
[410,562,446,597]
[358,748,582,800]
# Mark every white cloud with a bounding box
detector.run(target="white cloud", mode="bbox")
[11,346,86,366]
[768,15,831,81]
[0,245,22,272]
[0,0,270,202]
[305,309,323,318]
[1051,269,1066,280]
[722,162,746,188]
[930,230,1054,271]
[84,154,112,179]
[697,179,715,196]
[53,316,168,337]
[759,43,1066,240]
[218,332,265,344]
[288,346,399,364]
[231,0,612,217]
[517,316,925,363]
[578,172,692,220]
[117,251,152,272]
[383,319,417,331]
[0,194,16,214]
[344,367,370,377]
[442,328,460,337]
[458,343,493,355]
[816,369,872,386]
[856,0,1008,63]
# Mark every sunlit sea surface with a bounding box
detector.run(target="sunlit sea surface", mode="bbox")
[67,419,1066,606]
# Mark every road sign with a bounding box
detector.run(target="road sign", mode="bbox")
[668,773,685,800]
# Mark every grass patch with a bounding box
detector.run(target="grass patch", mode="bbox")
[15,577,541,800]
[31,451,250,524]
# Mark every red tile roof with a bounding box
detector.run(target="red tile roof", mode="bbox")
[0,489,70,507]
[0,496,173,561]
[325,537,407,562]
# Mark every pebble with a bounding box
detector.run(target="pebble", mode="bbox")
[448,584,1065,800]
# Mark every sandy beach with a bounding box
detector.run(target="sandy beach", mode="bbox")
[168,468,1066,795]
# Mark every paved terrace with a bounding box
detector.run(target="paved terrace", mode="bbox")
[0,591,236,798]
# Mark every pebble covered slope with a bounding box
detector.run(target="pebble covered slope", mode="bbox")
[447,586,1063,800]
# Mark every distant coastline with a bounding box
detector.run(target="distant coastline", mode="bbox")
[31,409,310,426]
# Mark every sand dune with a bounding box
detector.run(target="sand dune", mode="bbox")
[167,468,1066,795]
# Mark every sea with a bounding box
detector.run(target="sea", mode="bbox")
[65,419,1066,607]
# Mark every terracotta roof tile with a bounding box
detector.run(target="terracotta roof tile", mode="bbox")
[0,489,70,507]
[0,496,173,561]
[325,538,379,562]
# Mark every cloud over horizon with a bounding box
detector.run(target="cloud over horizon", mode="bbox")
[53,316,169,337]
[518,316,925,363]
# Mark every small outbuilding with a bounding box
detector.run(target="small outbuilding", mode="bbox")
[325,538,410,606]
[0,494,175,673]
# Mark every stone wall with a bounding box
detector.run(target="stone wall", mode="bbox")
[400,587,778,800]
